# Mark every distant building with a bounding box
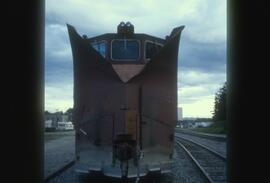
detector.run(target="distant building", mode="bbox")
[177,107,183,121]
[44,111,74,131]
[180,119,195,128]
[180,118,213,129]
[193,121,213,128]
[45,112,69,128]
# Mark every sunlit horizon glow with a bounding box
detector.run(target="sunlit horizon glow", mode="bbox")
[45,0,226,118]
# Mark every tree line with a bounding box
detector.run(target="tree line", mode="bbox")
[44,108,73,121]
[45,108,73,115]
[212,82,227,122]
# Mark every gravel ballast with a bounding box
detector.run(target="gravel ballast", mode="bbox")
[45,131,75,179]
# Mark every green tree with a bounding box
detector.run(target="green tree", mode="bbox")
[65,108,73,121]
[65,108,73,114]
[212,82,227,122]
[44,110,50,115]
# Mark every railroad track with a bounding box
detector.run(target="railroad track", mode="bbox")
[175,136,226,183]
[175,129,226,142]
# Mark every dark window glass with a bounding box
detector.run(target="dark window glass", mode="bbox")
[112,40,139,60]
[145,42,163,59]
[91,41,106,58]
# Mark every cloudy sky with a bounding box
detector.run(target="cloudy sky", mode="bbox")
[45,0,226,118]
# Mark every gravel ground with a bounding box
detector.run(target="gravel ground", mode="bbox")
[47,165,174,183]
[45,130,75,143]
[46,165,78,183]
[175,132,226,157]
[171,145,208,183]
[46,146,207,183]
[45,131,75,179]
[46,130,226,183]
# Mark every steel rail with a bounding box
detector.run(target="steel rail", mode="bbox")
[176,137,226,183]
[175,140,214,183]
[175,135,226,160]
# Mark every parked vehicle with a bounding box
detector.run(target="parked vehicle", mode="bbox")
[45,120,56,132]
[57,121,74,131]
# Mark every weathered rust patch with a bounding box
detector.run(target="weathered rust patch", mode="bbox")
[125,110,138,139]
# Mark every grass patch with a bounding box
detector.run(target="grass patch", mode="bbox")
[191,120,227,134]
[44,130,75,143]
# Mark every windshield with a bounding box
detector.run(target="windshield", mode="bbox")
[145,41,163,60]
[111,40,140,60]
[91,41,107,58]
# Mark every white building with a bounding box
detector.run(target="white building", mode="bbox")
[194,121,213,128]
[177,107,183,121]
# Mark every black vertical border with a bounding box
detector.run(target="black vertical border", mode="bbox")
[6,0,44,182]
[4,0,268,182]
[228,0,268,182]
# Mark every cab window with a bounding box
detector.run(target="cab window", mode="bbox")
[145,41,163,60]
[91,41,107,58]
[111,40,140,61]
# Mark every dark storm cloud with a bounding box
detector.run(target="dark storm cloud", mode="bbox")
[44,0,226,116]
[45,21,73,86]
[45,13,63,25]
[45,58,73,85]
[179,36,226,73]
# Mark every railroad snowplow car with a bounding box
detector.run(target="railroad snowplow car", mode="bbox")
[67,22,184,179]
